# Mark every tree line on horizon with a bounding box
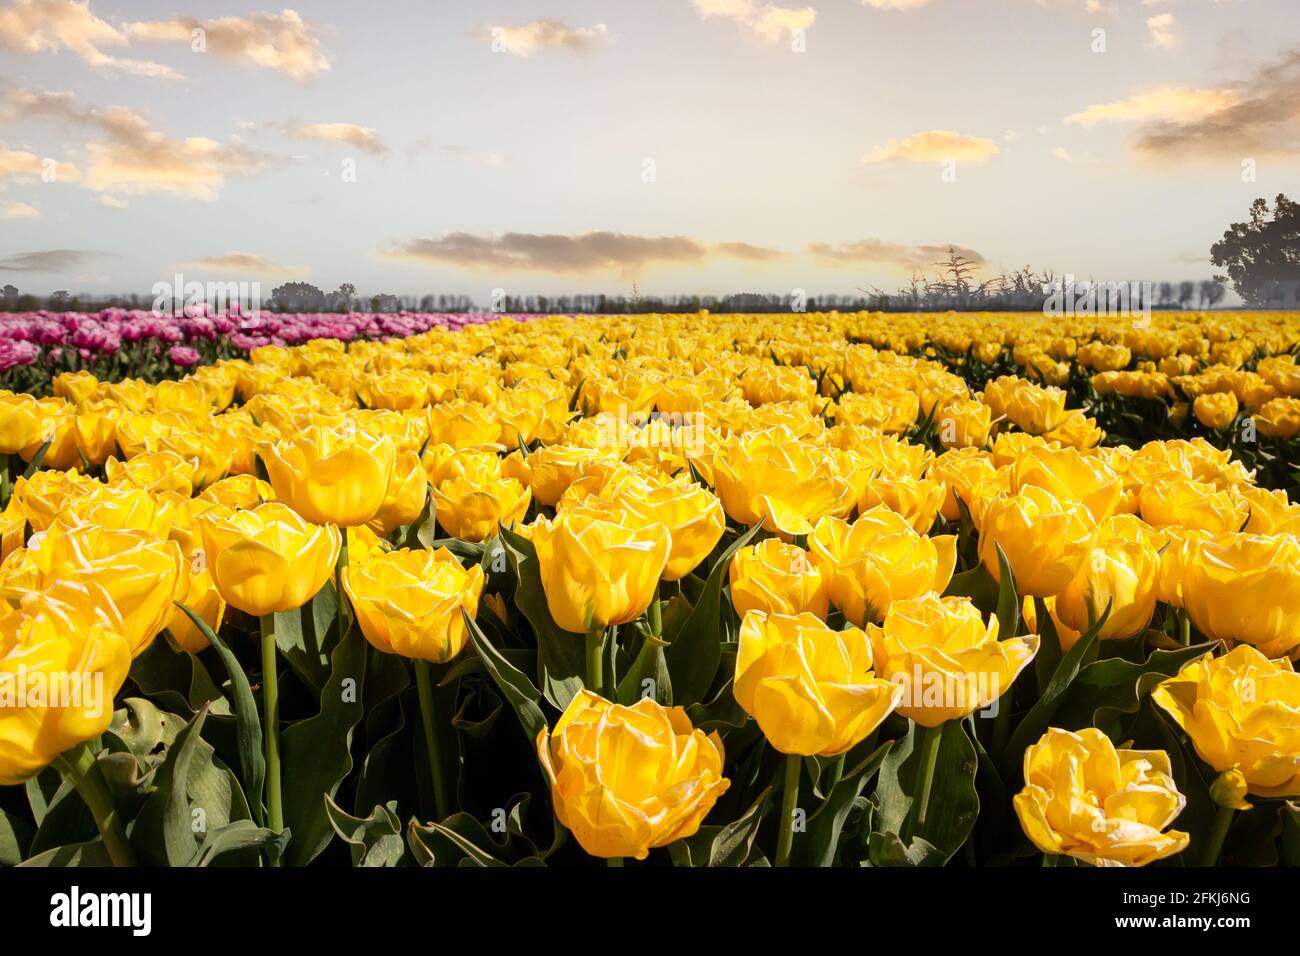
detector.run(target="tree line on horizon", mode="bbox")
[3,194,1297,315]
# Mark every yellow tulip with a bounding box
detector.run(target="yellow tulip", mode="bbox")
[342,547,484,663]
[1,505,22,562]
[433,476,531,541]
[261,423,396,527]
[809,509,956,626]
[609,476,725,581]
[712,431,852,537]
[426,399,500,449]
[928,447,996,522]
[198,502,341,616]
[1139,478,1248,534]
[979,485,1098,598]
[198,474,276,510]
[734,610,902,755]
[1055,537,1160,643]
[537,690,730,859]
[5,469,100,533]
[1013,727,1189,867]
[1193,392,1239,431]
[937,399,993,449]
[531,506,670,633]
[866,592,1038,726]
[1153,645,1300,797]
[366,450,429,536]
[729,538,829,619]
[0,522,183,657]
[502,444,622,507]
[0,588,133,785]
[55,482,176,538]
[1009,444,1123,522]
[105,451,194,496]
[857,473,946,534]
[1179,532,1300,659]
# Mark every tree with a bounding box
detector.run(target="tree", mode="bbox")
[270,282,326,312]
[1211,194,1300,306]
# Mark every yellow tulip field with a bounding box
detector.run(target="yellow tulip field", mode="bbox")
[2,308,1299,868]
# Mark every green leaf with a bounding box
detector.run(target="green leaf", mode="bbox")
[1053,641,1218,734]
[130,636,229,716]
[279,627,368,867]
[0,807,33,866]
[797,739,893,867]
[665,522,762,706]
[324,796,405,867]
[462,607,547,746]
[132,703,210,866]
[993,543,1020,640]
[17,838,112,867]
[1032,596,1063,696]
[942,561,999,612]
[272,595,334,694]
[998,606,1109,783]
[498,523,585,710]
[20,438,52,478]
[188,821,290,867]
[175,601,265,826]
[870,722,979,866]
[708,786,771,867]
[615,632,671,706]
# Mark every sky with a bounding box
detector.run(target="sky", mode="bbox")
[0,0,1298,302]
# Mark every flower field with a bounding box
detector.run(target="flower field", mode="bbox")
[1,308,1299,869]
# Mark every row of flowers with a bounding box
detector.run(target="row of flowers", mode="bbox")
[0,310,1297,868]
[0,310,525,390]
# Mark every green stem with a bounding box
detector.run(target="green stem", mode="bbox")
[415,659,452,821]
[585,628,604,697]
[775,752,801,867]
[1042,853,1060,867]
[336,526,350,641]
[908,722,945,840]
[1178,609,1191,646]
[54,740,136,867]
[260,614,283,863]
[607,857,624,867]
[1201,805,1235,867]
[647,582,662,637]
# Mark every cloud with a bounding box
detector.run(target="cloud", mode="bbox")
[0,200,40,219]
[127,10,330,80]
[4,87,263,199]
[94,194,127,209]
[287,122,387,155]
[0,145,81,183]
[178,251,306,277]
[0,248,93,272]
[0,2,329,79]
[1065,86,1242,126]
[692,1,816,42]
[714,241,788,261]
[0,0,179,77]
[381,232,788,276]
[808,239,987,272]
[1051,146,1072,161]
[1146,13,1180,50]
[1065,48,1300,161]
[485,21,608,56]
[863,130,1000,163]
